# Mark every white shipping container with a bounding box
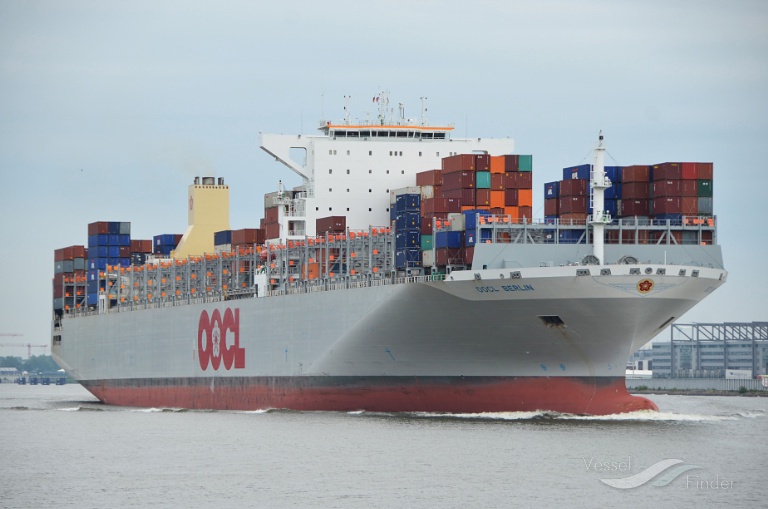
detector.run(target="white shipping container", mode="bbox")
[422,250,435,267]
[448,213,465,231]
[420,185,434,200]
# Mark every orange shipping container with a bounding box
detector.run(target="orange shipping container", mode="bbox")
[504,206,519,219]
[490,156,506,174]
[490,190,505,208]
[518,189,533,208]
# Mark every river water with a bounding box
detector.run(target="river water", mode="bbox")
[1,383,765,509]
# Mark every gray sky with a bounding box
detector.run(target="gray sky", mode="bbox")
[1,0,766,358]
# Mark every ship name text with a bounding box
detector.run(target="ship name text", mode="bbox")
[475,284,535,293]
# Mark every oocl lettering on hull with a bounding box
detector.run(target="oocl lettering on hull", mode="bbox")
[197,308,245,370]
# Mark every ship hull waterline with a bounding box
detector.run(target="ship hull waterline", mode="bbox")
[82,375,657,415]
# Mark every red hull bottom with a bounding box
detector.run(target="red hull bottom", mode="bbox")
[81,376,657,415]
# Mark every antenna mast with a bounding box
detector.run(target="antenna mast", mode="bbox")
[589,131,612,265]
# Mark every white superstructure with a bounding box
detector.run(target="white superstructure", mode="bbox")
[260,92,514,240]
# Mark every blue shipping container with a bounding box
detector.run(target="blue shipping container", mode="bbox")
[435,230,463,249]
[108,246,120,258]
[396,212,421,231]
[108,234,120,246]
[464,228,492,247]
[389,207,397,222]
[154,234,177,247]
[604,182,622,200]
[558,229,585,244]
[462,209,492,231]
[119,258,131,268]
[395,194,420,213]
[108,222,121,235]
[654,213,683,222]
[89,258,107,270]
[604,166,622,184]
[563,164,591,181]
[214,230,232,246]
[395,248,422,268]
[396,230,421,249]
[155,245,174,256]
[86,293,99,306]
[89,246,108,258]
[604,199,618,217]
[118,234,131,246]
[544,181,560,199]
[88,234,109,248]
[544,215,558,225]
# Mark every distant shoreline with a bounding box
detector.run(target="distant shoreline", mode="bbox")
[629,389,767,397]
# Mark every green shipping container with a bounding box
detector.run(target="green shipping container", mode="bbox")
[421,234,433,251]
[518,154,533,172]
[476,171,491,189]
[697,179,713,197]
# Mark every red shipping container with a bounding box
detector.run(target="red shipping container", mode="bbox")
[652,180,682,198]
[442,154,475,173]
[442,171,475,190]
[421,213,449,235]
[232,228,265,245]
[421,197,449,214]
[682,180,698,197]
[622,165,650,183]
[622,182,650,200]
[316,216,346,234]
[504,189,518,206]
[544,198,559,216]
[476,189,491,206]
[475,154,490,171]
[682,197,698,215]
[416,170,442,186]
[622,199,650,216]
[519,206,532,220]
[119,246,131,257]
[503,155,520,172]
[560,213,588,224]
[696,162,713,180]
[265,206,280,224]
[681,162,697,180]
[88,221,110,236]
[559,196,588,214]
[505,172,532,189]
[461,247,475,264]
[443,188,475,205]
[653,162,682,181]
[560,179,589,197]
[265,222,280,239]
[446,197,462,213]
[490,173,505,190]
[654,197,683,214]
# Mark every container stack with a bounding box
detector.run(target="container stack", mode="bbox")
[393,191,422,269]
[264,205,280,240]
[232,229,265,252]
[87,221,131,306]
[153,234,182,256]
[412,153,532,269]
[53,245,87,314]
[543,162,714,244]
[651,162,713,220]
[130,240,152,265]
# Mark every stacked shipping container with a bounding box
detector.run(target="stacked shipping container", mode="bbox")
[543,162,713,223]
[53,245,87,313]
[87,221,131,306]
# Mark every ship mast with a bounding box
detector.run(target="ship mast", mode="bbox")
[589,131,612,264]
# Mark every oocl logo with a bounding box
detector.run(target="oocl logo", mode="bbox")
[197,308,245,370]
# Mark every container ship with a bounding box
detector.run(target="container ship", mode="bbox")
[51,93,726,415]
